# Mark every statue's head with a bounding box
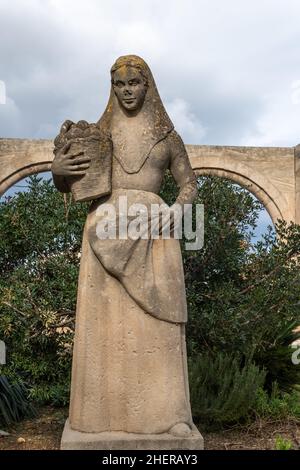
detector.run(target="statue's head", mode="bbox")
[111,59,148,113]
[98,55,173,140]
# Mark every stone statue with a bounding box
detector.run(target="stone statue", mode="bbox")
[51,55,203,449]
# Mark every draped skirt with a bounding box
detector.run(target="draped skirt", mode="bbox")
[69,189,193,434]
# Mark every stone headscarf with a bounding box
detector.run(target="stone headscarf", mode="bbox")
[97,55,174,174]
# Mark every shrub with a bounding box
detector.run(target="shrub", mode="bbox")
[274,436,293,450]
[253,321,300,393]
[0,176,83,406]
[189,352,266,427]
[0,375,36,427]
[28,382,70,407]
[253,383,300,420]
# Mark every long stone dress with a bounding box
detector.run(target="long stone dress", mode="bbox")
[68,152,194,434]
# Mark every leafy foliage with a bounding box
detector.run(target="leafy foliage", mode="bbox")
[189,352,266,427]
[186,181,300,361]
[0,175,88,404]
[161,172,300,390]
[274,436,293,450]
[0,375,36,427]
[253,383,300,420]
[253,321,300,392]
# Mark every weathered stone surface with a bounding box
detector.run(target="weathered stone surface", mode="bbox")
[53,121,112,202]
[61,419,204,450]
[55,56,198,442]
[0,138,53,194]
[68,221,192,434]
[187,144,297,225]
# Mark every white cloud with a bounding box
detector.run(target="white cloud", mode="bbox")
[0,96,23,136]
[242,83,300,147]
[166,98,207,144]
[0,0,299,146]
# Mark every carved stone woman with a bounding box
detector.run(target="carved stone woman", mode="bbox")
[51,55,202,448]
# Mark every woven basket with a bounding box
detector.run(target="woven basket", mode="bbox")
[67,135,112,202]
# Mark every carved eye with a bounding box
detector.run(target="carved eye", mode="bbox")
[115,81,124,88]
[129,80,139,86]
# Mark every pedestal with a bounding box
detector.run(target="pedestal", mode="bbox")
[61,419,204,450]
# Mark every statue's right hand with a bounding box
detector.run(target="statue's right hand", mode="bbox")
[51,142,91,177]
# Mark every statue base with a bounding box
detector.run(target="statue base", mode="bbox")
[61,419,204,450]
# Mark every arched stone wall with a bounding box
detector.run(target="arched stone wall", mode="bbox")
[194,167,282,225]
[0,138,299,225]
[0,139,53,195]
[186,144,298,226]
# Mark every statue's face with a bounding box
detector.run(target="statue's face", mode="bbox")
[112,66,147,112]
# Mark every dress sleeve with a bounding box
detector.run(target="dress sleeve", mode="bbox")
[168,130,198,208]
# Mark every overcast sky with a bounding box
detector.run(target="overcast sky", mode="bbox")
[0,0,299,147]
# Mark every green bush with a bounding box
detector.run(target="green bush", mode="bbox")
[253,383,300,420]
[0,176,84,406]
[274,435,293,450]
[28,382,70,406]
[0,375,36,427]
[253,321,300,393]
[189,352,266,427]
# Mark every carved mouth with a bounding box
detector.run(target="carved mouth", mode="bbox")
[123,98,136,104]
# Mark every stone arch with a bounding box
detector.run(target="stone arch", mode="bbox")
[186,144,297,226]
[1,162,52,196]
[0,139,53,197]
[194,167,282,226]
[0,139,298,225]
